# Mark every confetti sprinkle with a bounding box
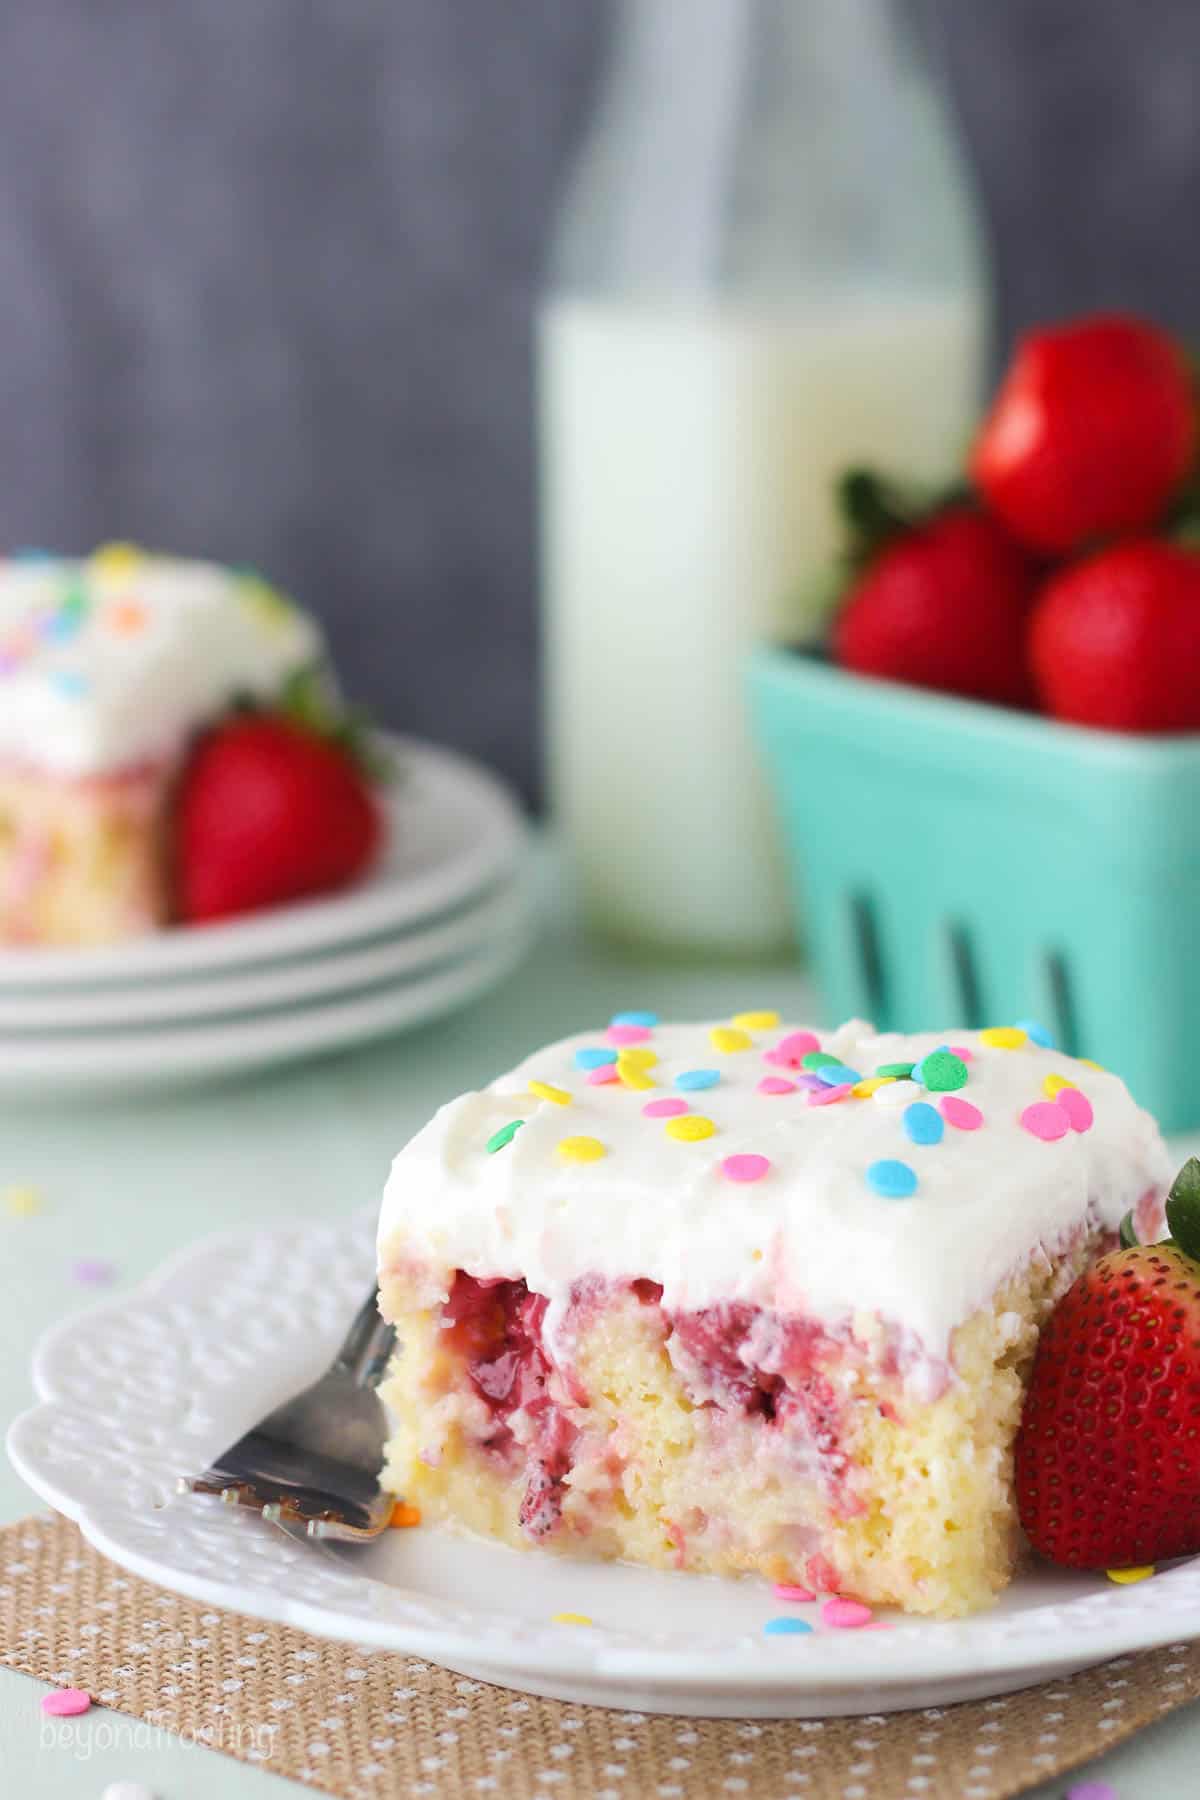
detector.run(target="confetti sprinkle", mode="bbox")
[665,1115,716,1142]
[618,1046,657,1069]
[587,1065,620,1086]
[947,1045,974,1061]
[801,1051,839,1070]
[1057,1087,1094,1133]
[853,1076,892,1098]
[40,1689,91,1716]
[807,1083,853,1106]
[758,1076,797,1096]
[771,1581,816,1603]
[50,670,89,699]
[903,1102,944,1146]
[866,1159,918,1198]
[918,1049,968,1092]
[1106,1565,1154,1585]
[872,1078,922,1107]
[71,1259,116,1286]
[710,1026,753,1053]
[105,598,148,635]
[939,1095,983,1131]
[1020,1100,1070,1142]
[721,1153,770,1183]
[4,1185,43,1216]
[551,1612,593,1626]
[89,541,143,580]
[643,1098,688,1118]
[980,1025,1028,1050]
[557,1136,606,1163]
[820,1599,874,1629]
[610,1011,658,1029]
[763,1617,814,1636]
[574,1047,618,1070]
[616,1057,655,1091]
[486,1120,524,1153]
[607,1023,652,1047]
[875,1061,914,1079]
[816,1062,862,1087]
[1043,1073,1076,1098]
[767,1030,820,1066]
[390,1502,422,1528]
[676,1068,720,1091]
[732,1010,779,1031]
[1065,1786,1118,1800]
[1081,1057,1107,1072]
[1016,1018,1054,1048]
[528,1080,571,1106]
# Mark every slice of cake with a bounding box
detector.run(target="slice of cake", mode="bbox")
[0,544,323,944]
[376,1015,1171,1617]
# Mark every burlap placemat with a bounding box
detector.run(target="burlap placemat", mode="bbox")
[1,1512,1196,1798]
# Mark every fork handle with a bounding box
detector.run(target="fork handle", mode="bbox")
[333,1288,396,1388]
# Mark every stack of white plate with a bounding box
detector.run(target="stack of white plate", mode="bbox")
[0,736,532,1095]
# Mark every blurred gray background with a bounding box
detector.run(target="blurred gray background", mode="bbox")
[0,0,1195,800]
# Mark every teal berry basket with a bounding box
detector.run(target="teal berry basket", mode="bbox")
[748,643,1200,1132]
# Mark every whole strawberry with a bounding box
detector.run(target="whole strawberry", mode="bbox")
[175,712,382,923]
[832,489,1037,708]
[1014,1158,1200,1571]
[972,313,1196,555]
[1029,538,1200,732]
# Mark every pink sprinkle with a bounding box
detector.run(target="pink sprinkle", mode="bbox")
[807,1083,852,1106]
[41,1689,91,1716]
[767,1030,820,1067]
[821,1599,874,1629]
[1066,1785,1118,1800]
[1057,1087,1094,1133]
[643,1097,688,1118]
[861,1621,894,1631]
[939,1095,983,1131]
[606,1024,651,1047]
[948,1045,974,1061]
[1021,1100,1071,1142]
[71,1258,116,1286]
[771,1581,816,1603]
[721,1153,771,1183]
[587,1064,620,1085]
[758,1076,797,1096]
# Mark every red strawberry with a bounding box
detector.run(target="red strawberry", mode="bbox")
[833,504,1037,708]
[1014,1158,1200,1571]
[175,713,382,923]
[1029,539,1200,732]
[972,313,1196,554]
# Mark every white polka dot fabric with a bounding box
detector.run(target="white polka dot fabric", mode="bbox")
[1,1514,1196,1799]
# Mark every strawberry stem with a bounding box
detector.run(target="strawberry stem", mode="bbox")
[1118,1210,1140,1249]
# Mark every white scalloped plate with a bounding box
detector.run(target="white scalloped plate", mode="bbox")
[9,1215,1200,1717]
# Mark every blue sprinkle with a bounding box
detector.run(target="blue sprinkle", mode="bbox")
[12,547,55,562]
[1016,1018,1054,1049]
[40,610,82,643]
[611,1010,658,1029]
[676,1068,720,1091]
[866,1158,918,1199]
[50,670,89,698]
[574,1047,619,1070]
[816,1062,861,1087]
[763,1616,814,1637]
[903,1102,944,1146]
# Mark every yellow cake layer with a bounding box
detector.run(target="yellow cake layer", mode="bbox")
[379,1237,1095,1618]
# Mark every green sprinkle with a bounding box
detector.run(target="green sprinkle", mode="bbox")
[876,1062,915,1080]
[486,1119,525,1154]
[801,1051,839,1070]
[919,1050,968,1093]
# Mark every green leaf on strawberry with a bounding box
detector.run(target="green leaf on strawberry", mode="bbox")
[1165,1156,1200,1260]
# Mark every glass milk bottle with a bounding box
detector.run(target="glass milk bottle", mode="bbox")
[539,0,988,955]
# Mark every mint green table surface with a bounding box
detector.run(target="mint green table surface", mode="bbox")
[0,872,1195,1796]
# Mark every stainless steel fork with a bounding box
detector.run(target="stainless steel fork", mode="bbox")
[178,1289,397,1542]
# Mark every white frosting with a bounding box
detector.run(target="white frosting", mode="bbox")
[0,547,322,776]
[377,1018,1173,1357]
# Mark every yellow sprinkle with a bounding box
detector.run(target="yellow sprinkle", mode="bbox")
[1044,1074,1077,1099]
[617,1062,654,1091]
[390,1502,422,1529]
[1081,1058,1107,1072]
[552,1612,593,1626]
[853,1076,893,1098]
[709,1027,752,1054]
[557,1135,606,1163]
[529,1080,571,1106]
[665,1115,716,1142]
[616,1047,657,1069]
[979,1026,1028,1051]
[732,1010,779,1032]
[88,541,143,580]
[1106,1565,1155,1585]
[4,1186,43,1217]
